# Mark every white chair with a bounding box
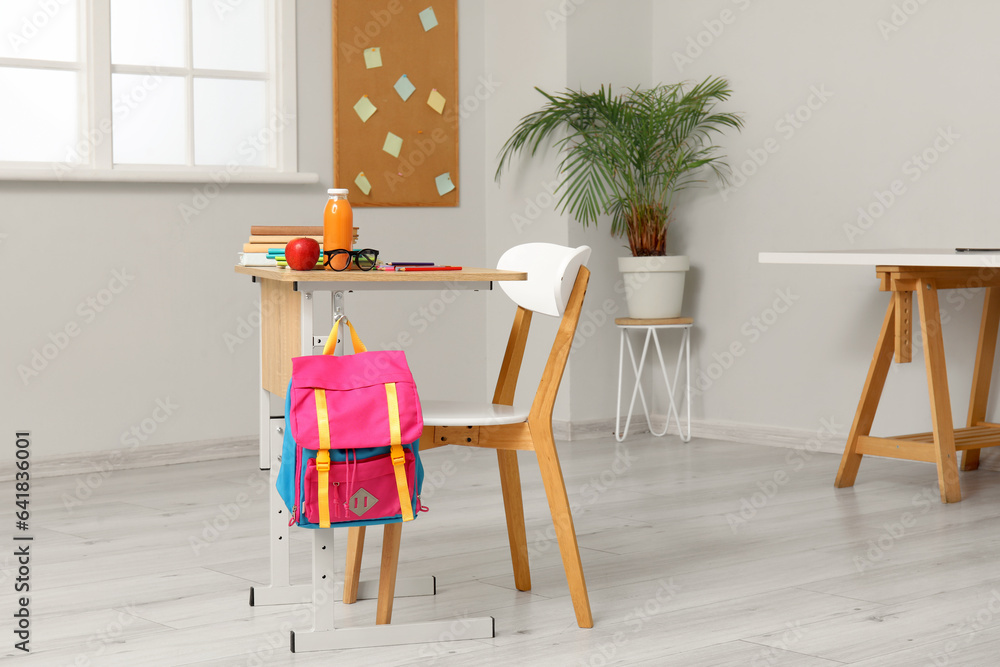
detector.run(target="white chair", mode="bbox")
[344,243,595,628]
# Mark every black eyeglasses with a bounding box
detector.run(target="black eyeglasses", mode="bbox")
[323,248,379,271]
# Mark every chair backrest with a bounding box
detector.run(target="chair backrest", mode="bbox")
[496,243,592,316]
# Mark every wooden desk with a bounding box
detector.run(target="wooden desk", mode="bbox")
[235,266,526,651]
[759,249,1000,504]
[234,266,525,400]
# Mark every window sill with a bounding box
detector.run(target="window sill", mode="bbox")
[0,167,320,185]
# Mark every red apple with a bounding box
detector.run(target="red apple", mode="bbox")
[285,238,321,271]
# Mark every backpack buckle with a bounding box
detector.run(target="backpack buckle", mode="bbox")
[316,450,330,473]
[391,448,405,466]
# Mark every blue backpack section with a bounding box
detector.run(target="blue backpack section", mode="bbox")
[275,380,424,529]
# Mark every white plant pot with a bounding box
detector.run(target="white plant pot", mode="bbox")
[618,255,690,319]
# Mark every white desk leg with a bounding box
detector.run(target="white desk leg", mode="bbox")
[312,529,337,633]
[250,289,316,607]
[259,392,271,470]
[249,444,312,606]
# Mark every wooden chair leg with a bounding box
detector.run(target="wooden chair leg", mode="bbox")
[964,286,1000,471]
[529,420,593,628]
[916,279,961,503]
[343,526,366,604]
[836,299,896,488]
[497,449,531,592]
[376,523,402,625]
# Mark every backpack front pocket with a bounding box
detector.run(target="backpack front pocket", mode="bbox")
[303,449,416,523]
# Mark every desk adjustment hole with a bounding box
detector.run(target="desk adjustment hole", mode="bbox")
[466,438,472,443]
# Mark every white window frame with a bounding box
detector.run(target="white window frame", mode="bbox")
[0,0,316,184]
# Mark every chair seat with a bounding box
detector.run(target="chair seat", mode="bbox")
[421,400,529,426]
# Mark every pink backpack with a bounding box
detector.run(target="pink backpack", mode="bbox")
[276,318,425,528]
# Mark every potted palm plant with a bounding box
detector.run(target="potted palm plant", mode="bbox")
[496,76,743,318]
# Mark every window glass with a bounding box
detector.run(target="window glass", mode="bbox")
[0,0,78,62]
[192,0,267,72]
[111,0,186,67]
[0,67,78,162]
[194,77,268,166]
[112,73,187,164]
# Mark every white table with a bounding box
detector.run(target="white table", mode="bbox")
[759,249,1000,503]
[235,266,524,650]
[615,317,692,442]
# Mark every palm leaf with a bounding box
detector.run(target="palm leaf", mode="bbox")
[496,77,743,254]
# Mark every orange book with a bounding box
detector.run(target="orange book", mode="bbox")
[250,225,323,236]
[249,235,323,244]
[243,243,288,253]
[250,225,359,236]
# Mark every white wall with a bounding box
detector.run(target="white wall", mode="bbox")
[566,1,653,426]
[482,0,657,427]
[650,0,1000,437]
[12,1,994,461]
[0,1,492,458]
[483,0,571,419]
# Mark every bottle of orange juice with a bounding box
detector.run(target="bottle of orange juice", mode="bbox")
[323,188,353,270]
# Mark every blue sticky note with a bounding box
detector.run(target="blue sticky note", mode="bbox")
[419,7,438,31]
[394,75,416,101]
[435,172,455,196]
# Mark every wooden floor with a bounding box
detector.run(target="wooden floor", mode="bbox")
[7,433,1000,666]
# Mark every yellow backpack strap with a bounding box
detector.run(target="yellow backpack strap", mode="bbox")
[322,317,368,356]
[314,388,332,528]
[385,382,414,522]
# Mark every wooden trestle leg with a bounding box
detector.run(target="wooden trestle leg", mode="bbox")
[963,286,1000,471]
[835,300,896,489]
[915,279,961,503]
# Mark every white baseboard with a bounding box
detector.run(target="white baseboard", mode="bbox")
[4,436,257,482]
[555,414,845,456]
[553,418,650,441]
[681,418,845,455]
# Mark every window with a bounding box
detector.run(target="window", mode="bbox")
[0,0,313,183]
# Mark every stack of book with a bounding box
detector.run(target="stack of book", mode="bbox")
[269,248,324,269]
[238,225,359,267]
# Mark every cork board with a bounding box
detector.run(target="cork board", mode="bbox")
[333,0,459,207]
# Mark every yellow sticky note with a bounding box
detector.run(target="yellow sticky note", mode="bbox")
[435,172,455,196]
[355,172,372,195]
[383,132,403,158]
[364,47,382,69]
[427,89,446,114]
[353,95,377,122]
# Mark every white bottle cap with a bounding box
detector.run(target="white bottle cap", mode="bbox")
[328,188,349,195]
